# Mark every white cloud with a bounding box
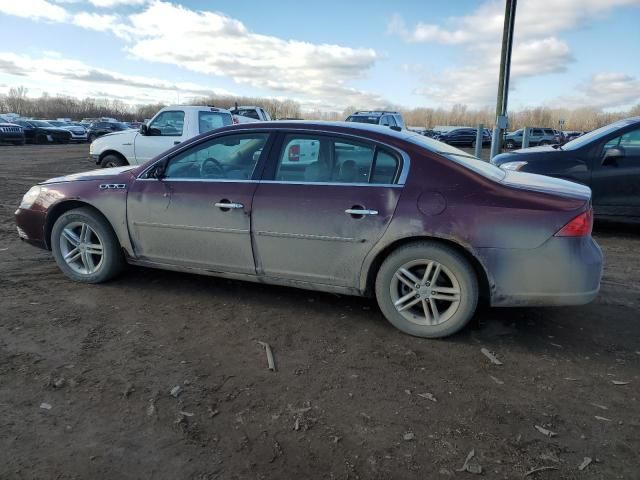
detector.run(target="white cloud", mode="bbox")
[114,1,382,110]
[0,52,234,104]
[0,0,387,110]
[0,0,67,22]
[392,0,640,108]
[89,0,146,7]
[390,0,640,45]
[71,12,118,31]
[554,73,640,110]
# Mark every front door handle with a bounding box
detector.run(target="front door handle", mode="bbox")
[345,208,378,216]
[174,140,181,145]
[214,201,244,210]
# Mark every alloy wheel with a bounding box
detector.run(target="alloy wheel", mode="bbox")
[389,259,461,326]
[59,221,104,275]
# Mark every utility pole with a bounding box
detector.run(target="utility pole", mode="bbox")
[489,0,517,160]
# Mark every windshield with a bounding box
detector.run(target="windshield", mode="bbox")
[346,115,379,125]
[407,133,506,181]
[563,120,634,150]
[31,120,54,127]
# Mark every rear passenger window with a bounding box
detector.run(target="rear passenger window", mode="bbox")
[275,134,401,184]
[334,141,375,183]
[372,149,399,184]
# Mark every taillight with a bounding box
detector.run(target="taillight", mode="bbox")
[288,144,300,162]
[555,208,593,237]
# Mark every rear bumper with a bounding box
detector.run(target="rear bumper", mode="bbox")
[479,235,603,307]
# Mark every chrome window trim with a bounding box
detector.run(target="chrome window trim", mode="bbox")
[135,177,401,188]
[137,127,411,185]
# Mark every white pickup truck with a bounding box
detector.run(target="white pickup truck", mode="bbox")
[89,106,235,167]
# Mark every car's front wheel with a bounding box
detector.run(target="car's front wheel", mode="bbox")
[375,242,478,338]
[51,207,125,283]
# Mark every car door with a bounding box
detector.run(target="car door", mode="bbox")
[127,131,272,273]
[134,110,189,164]
[590,127,640,217]
[251,132,404,288]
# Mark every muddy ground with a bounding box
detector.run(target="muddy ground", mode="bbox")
[1,144,639,480]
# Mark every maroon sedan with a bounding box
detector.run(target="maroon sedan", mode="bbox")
[15,122,602,338]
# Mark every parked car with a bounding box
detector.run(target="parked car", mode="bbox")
[127,121,144,129]
[0,119,25,145]
[492,117,640,222]
[86,121,131,143]
[46,120,88,143]
[504,128,557,149]
[16,121,602,338]
[89,106,234,167]
[12,120,71,144]
[435,127,491,147]
[230,105,272,123]
[563,131,584,141]
[345,111,406,129]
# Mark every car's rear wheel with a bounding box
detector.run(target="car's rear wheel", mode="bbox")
[101,154,127,168]
[375,242,478,338]
[505,140,515,149]
[36,134,48,144]
[51,207,125,283]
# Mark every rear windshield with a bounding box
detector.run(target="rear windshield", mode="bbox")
[232,109,260,120]
[406,134,506,181]
[199,111,233,134]
[346,115,379,125]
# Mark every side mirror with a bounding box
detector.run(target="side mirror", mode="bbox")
[603,147,624,166]
[139,124,148,135]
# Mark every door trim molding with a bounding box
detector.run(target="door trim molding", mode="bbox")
[256,230,365,243]
[132,220,248,234]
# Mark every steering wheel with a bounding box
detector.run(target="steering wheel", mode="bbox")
[200,157,225,178]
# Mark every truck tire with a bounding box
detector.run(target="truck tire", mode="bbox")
[101,154,128,168]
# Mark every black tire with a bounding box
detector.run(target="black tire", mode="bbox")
[101,154,128,168]
[88,134,97,143]
[505,140,515,149]
[375,242,478,338]
[51,207,125,283]
[36,134,48,144]
[13,140,25,146]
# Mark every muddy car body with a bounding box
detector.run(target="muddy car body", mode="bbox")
[15,122,602,337]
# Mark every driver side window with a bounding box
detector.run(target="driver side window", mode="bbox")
[164,133,268,180]
[148,111,185,136]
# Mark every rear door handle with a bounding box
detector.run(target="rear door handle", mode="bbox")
[214,202,244,209]
[345,208,378,216]
[174,141,181,145]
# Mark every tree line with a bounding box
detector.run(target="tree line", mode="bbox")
[1,86,638,131]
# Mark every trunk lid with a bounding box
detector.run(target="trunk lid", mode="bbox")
[500,170,591,202]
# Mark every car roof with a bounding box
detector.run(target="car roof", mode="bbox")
[214,120,415,140]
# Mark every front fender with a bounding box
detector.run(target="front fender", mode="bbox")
[37,179,134,256]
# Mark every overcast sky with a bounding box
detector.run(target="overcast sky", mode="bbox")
[1,0,639,111]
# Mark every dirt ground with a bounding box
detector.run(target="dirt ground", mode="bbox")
[1,144,639,480]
